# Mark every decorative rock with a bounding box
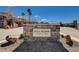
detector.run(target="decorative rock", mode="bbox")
[64,35,72,42]
[6,36,17,43]
[64,35,73,46]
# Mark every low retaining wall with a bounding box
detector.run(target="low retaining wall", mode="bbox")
[60,27,79,45]
[0,27,23,43]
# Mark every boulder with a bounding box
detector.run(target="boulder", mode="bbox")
[6,36,17,43]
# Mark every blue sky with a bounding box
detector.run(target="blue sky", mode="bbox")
[0,6,79,23]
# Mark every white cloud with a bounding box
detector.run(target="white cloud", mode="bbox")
[34,15,39,18]
[41,19,48,22]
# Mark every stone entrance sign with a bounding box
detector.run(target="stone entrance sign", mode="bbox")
[24,24,60,41]
[33,29,51,37]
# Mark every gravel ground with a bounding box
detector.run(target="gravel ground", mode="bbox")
[14,38,68,52]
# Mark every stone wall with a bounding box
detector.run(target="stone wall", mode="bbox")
[24,24,60,41]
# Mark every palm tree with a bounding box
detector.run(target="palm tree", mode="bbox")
[27,8,32,23]
[21,12,25,18]
[60,22,63,27]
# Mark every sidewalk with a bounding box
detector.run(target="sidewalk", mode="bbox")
[14,38,68,52]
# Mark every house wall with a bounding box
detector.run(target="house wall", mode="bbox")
[0,12,12,19]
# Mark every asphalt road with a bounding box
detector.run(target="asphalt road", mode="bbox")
[14,38,68,52]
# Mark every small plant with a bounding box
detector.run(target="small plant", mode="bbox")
[61,35,64,38]
[19,34,25,39]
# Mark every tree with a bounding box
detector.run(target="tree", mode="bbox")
[21,12,25,16]
[60,22,63,27]
[21,12,25,18]
[73,20,77,28]
[27,8,32,23]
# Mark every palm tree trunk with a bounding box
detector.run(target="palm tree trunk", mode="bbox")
[29,15,31,24]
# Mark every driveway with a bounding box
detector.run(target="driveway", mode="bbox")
[14,38,68,52]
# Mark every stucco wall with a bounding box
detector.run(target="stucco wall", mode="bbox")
[0,27,23,43]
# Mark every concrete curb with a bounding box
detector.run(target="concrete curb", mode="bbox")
[60,37,79,52]
[0,39,24,52]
